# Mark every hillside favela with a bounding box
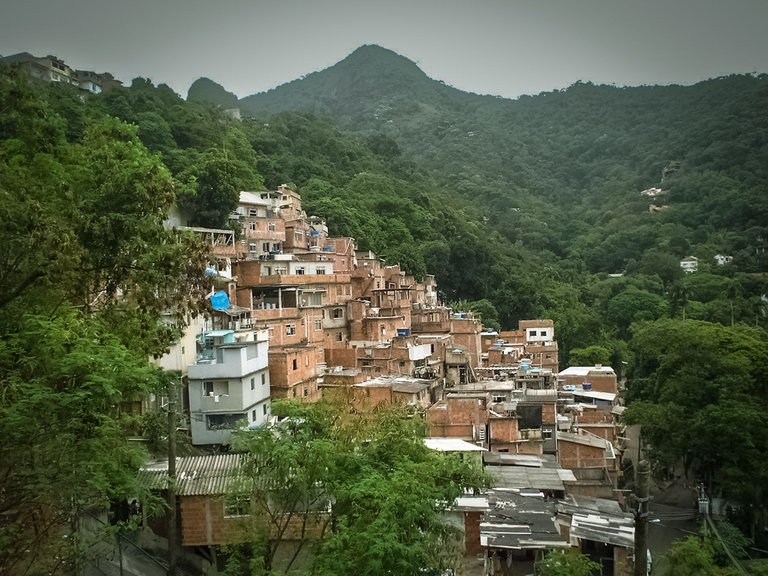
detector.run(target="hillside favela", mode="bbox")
[1,41,767,576]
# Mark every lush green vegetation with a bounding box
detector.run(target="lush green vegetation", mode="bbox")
[226,398,488,576]
[0,66,209,574]
[3,40,768,566]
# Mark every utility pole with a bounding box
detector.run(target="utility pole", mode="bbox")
[167,377,178,576]
[634,459,650,576]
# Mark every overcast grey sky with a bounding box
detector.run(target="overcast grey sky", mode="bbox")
[1,0,767,99]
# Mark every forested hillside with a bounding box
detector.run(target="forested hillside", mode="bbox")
[2,40,768,559]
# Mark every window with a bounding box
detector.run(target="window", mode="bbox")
[250,377,255,390]
[249,208,258,216]
[296,267,305,275]
[262,242,270,252]
[207,413,240,430]
[292,359,298,370]
[335,332,343,342]
[268,222,276,232]
[314,319,322,330]
[529,330,537,337]
[303,388,308,397]
[203,381,229,396]
[263,403,268,415]
[316,267,326,275]
[332,307,344,319]
[261,373,266,386]
[224,495,251,517]
[249,222,256,232]
[493,395,506,404]
[271,243,280,252]
[251,409,257,421]
[286,324,296,336]
[249,243,258,253]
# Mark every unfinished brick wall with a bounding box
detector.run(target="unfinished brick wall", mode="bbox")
[557,440,608,469]
[269,347,321,401]
[577,407,613,424]
[181,495,244,546]
[578,424,616,443]
[233,260,263,286]
[427,396,486,438]
[587,373,617,394]
[489,417,518,447]
[464,511,483,555]
[541,402,557,424]
[561,371,617,394]
[324,348,357,369]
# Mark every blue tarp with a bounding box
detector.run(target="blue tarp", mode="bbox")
[210,290,231,311]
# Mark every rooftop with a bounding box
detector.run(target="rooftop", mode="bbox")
[558,365,616,377]
[137,455,243,496]
[424,437,486,452]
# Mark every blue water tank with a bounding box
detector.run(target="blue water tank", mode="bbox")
[583,382,592,391]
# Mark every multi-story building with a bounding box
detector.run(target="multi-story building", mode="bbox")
[187,328,271,445]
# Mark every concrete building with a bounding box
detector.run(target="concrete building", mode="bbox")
[187,328,271,445]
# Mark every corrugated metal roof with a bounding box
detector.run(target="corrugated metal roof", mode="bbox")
[488,467,567,492]
[570,512,635,548]
[137,455,244,496]
[557,494,635,548]
[480,490,568,550]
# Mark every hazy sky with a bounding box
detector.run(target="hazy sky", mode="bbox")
[2,0,767,99]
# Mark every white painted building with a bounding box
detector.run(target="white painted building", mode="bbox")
[680,255,699,273]
[188,328,271,445]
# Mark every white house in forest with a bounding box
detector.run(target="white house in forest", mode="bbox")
[680,256,699,273]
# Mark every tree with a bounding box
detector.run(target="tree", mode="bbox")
[468,299,501,331]
[226,398,488,575]
[537,548,601,576]
[183,152,243,228]
[0,310,168,574]
[568,345,612,366]
[662,536,723,576]
[624,319,768,544]
[0,67,208,573]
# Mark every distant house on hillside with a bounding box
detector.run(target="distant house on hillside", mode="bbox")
[680,255,699,273]
[1,52,122,92]
[714,254,733,266]
[640,187,666,197]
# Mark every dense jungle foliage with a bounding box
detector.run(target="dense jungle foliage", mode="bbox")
[2,39,768,564]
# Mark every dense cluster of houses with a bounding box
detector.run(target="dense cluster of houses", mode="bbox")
[135,185,636,575]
